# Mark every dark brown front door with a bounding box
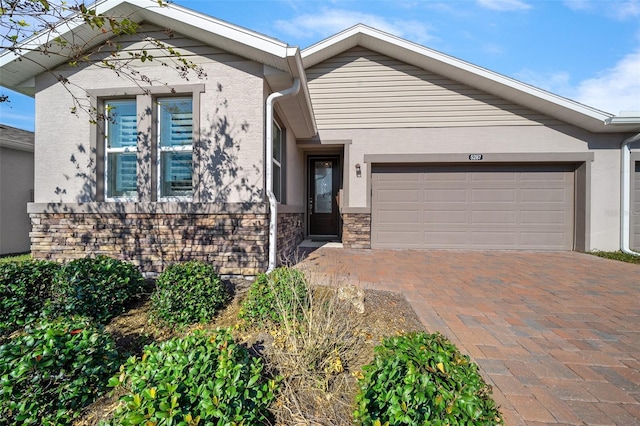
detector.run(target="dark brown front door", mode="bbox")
[309,157,339,236]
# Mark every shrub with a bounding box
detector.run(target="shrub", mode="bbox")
[105,329,278,425]
[151,260,228,325]
[354,332,503,425]
[591,250,640,264]
[47,256,146,324]
[0,316,120,425]
[239,266,308,327]
[0,259,61,336]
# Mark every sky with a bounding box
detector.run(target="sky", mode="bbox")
[1,0,639,131]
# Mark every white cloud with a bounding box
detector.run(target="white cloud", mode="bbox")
[573,50,640,114]
[274,8,436,44]
[516,50,640,114]
[563,0,640,20]
[476,0,532,11]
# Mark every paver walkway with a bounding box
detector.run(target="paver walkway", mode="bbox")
[296,248,640,425]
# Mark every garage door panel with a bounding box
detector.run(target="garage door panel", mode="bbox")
[425,173,469,182]
[472,211,517,224]
[378,189,420,202]
[424,211,468,224]
[424,188,468,202]
[521,210,568,225]
[423,231,468,246]
[471,231,517,247]
[472,188,516,202]
[471,172,517,181]
[520,231,569,248]
[377,210,421,225]
[377,172,420,182]
[372,164,575,250]
[520,170,572,181]
[520,188,570,202]
[376,230,422,245]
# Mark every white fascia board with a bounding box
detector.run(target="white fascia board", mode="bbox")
[0,0,292,89]
[606,116,640,126]
[134,1,290,58]
[302,24,613,126]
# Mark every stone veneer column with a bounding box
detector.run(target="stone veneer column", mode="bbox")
[341,213,371,249]
[276,212,304,265]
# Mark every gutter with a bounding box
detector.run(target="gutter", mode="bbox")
[619,132,640,256]
[265,77,301,272]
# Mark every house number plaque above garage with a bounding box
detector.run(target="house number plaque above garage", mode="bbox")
[469,154,483,160]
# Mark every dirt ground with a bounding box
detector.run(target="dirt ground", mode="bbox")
[74,285,425,425]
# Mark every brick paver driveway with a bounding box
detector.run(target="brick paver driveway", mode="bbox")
[296,249,640,425]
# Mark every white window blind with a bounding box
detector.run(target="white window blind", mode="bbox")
[105,100,137,199]
[158,97,193,198]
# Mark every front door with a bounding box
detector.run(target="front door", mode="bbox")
[308,157,340,236]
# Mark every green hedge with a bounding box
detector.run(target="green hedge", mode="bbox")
[0,259,61,336]
[46,256,146,324]
[0,316,120,425]
[106,329,278,425]
[151,260,229,325]
[354,332,503,425]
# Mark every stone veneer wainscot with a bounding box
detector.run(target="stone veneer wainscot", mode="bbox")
[28,203,276,276]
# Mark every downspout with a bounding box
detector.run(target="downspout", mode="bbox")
[620,132,640,256]
[265,78,301,272]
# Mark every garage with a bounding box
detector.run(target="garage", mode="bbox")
[633,162,640,250]
[371,164,576,250]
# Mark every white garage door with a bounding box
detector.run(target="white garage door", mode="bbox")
[372,164,575,250]
[633,162,640,250]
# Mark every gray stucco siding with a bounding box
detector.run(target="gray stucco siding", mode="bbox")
[33,27,266,206]
[318,125,626,252]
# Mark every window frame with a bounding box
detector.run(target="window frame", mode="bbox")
[90,84,204,203]
[272,121,284,203]
[156,96,194,201]
[104,98,138,201]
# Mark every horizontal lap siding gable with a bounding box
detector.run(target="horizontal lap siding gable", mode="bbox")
[306,46,562,129]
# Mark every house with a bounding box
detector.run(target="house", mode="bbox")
[0,125,34,255]
[0,0,638,276]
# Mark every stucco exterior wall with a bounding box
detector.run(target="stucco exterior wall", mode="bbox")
[318,125,627,251]
[33,26,265,205]
[284,121,305,210]
[0,147,34,254]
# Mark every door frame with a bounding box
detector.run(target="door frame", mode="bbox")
[307,154,342,239]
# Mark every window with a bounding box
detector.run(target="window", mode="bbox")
[105,99,137,199]
[103,95,194,201]
[158,97,193,198]
[272,121,283,202]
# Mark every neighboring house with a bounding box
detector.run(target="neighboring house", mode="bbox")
[0,0,639,276]
[0,125,34,255]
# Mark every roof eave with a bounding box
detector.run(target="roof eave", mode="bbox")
[0,0,293,94]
